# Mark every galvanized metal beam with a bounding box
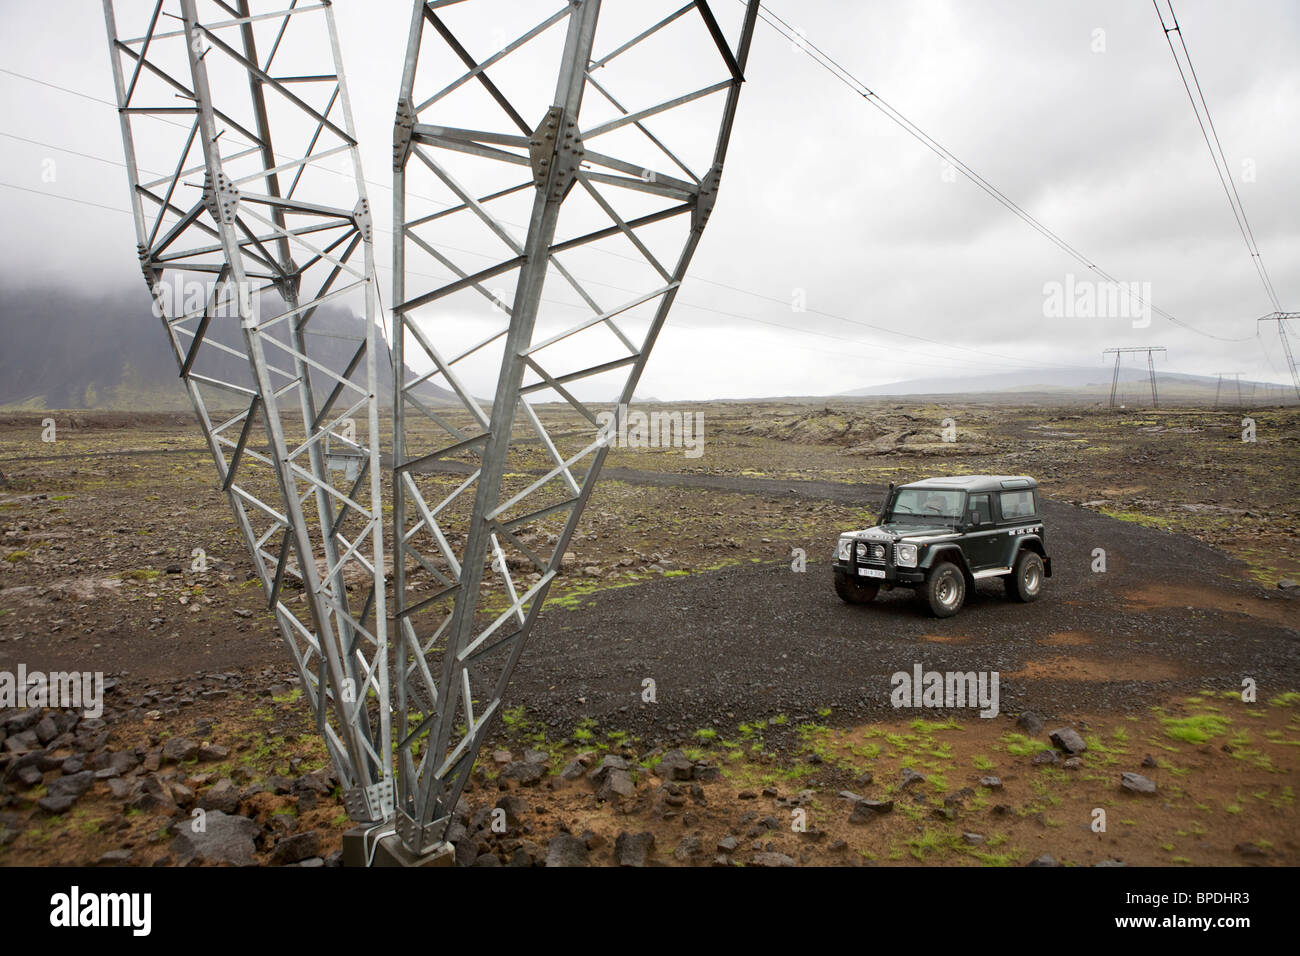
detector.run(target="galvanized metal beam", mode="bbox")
[391,0,758,854]
[103,0,391,821]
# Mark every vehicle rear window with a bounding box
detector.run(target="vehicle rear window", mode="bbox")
[1000,489,1036,519]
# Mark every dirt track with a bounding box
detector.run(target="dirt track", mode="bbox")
[3,468,1296,739]
[509,481,1300,740]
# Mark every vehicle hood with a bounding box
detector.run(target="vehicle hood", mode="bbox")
[843,523,961,543]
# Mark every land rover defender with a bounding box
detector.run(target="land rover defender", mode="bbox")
[833,475,1052,618]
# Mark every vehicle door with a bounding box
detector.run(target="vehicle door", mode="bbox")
[961,492,1005,571]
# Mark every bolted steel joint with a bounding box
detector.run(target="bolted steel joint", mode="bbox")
[393,98,416,171]
[275,264,301,307]
[202,170,240,225]
[353,198,373,243]
[342,778,394,823]
[692,163,724,233]
[529,105,584,203]
[395,808,451,855]
[137,243,159,286]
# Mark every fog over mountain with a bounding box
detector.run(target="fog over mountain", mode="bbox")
[2,1,1297,401]
[0,284,454,411]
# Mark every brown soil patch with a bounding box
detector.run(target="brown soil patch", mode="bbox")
[1040,631,1095,646]
[1125,584,1298,629]
[1006,655,1182,681]
[918,634,971,644]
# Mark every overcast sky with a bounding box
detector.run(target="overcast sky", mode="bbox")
[1,0,1297,400]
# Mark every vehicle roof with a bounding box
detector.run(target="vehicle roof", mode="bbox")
[898,475,1038,493]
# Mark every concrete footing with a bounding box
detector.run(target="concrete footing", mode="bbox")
[342,826,455,868]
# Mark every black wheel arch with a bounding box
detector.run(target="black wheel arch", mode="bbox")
[1010,535,1051,575]
[926,547,974,587]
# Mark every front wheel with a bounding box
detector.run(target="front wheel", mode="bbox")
[924,561,966,618]
[1005,551,1044,603]
[835,573,879,605]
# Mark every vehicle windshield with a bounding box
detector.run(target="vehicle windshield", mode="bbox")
[885,487,964,524]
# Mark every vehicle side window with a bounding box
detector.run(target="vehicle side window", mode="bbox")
[967,493,992,525]
[1000,489,1036,519]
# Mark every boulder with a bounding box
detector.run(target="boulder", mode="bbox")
[38,770,95,814]
[614,831,656,867]
[1120,772,1157,795]
[1049,728,1087,755]
[544,834,589,867]
[170,811,260,866]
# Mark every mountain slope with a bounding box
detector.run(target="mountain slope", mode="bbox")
[0,284,454,410]
[839,367,1290,404]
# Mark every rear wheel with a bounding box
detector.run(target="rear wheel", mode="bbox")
[1006,551,1044,603]
[835,573,880,605]
[924,561,966,618]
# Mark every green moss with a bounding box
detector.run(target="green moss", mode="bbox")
[1161,714,1231,744]
[1001,733,1045,757]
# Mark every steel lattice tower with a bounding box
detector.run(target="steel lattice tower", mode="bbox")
[102,0,393,823]
[105,0,758,862]
[390,0,758,854]
[1104,347,1167,409]
[1257,313,1300,403]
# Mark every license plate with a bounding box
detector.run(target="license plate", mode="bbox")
[859,568,885,579]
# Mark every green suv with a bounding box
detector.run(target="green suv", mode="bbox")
[833,475,1052,618]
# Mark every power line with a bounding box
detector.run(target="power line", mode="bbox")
[368,262,1045,373]
[752,0,1258,344]
[1152,0,1283,314]
[0,95,1078,374]
[0,67,117,109]
[0,61,1175,372]
[0,179,130,215]
[0,169,1040,376]
[0,38,1264,380]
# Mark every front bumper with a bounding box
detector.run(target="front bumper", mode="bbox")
[833,560,925,587]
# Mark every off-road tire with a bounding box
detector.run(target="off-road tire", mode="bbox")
[835,573,880,605]
[1005,551,1044,603]
[924,561,966,618]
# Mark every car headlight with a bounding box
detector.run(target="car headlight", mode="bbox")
[895,543,918,567]
[837,537,852,561]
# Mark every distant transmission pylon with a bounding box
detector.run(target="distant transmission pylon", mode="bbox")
[103,1,393,823]
[1257,312,1300,404]
[1104,347,1167,409]
[1213,372,1243,408]
[387,0,758,859]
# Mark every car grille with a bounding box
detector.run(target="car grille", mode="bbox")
[856,542,887,564]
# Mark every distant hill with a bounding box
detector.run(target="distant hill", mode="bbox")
[840,367,1295,406]
[0,284,455,410]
